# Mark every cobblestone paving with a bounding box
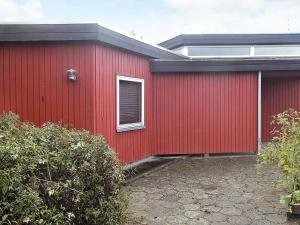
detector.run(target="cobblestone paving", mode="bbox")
[126,156,300,225]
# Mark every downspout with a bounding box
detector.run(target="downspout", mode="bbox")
[258,71,262,152]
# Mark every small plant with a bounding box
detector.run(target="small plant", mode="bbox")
[0,112,128,225]
[257,109,300,214]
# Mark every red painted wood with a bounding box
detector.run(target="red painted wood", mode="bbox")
[0,41,259,164]
[93,44,153,164]
[152,72,258,154]
[0,42,94,131]
[262,71,300,141]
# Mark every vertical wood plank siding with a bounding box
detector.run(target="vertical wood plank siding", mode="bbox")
[93,45,153,164]
[262,71,300,141]
[0,42,94,130]
[0,41,260,164]
[152,72,258,154]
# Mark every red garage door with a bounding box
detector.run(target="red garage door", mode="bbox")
[152,72,258,155]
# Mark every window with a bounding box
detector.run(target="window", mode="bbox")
[254,45,300,56]
[173,45,300,58]
[117,76,144,132]
[187,46,250,57]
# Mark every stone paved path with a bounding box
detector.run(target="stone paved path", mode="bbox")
[126,156,300,225]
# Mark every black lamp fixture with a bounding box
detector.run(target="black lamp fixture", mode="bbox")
[67,69,77,81]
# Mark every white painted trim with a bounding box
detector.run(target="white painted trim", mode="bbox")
[182,46,188,56]
[250,46,255,56]
[116,75,145,132]
[258,71,262,152]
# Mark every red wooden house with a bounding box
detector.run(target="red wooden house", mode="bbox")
[1,24,300,164]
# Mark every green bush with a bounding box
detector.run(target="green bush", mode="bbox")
[0,113,127,225]
[257,109,300,192]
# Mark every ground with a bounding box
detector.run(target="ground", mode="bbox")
[125,156,300,225]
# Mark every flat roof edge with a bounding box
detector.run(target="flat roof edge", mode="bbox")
[150,58,300,72]
[159,34,300,50]
[0,23,183,59]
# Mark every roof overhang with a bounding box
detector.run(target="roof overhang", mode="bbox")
[150,57,300,73]
[0,23,184,60]
[159,34,300,49]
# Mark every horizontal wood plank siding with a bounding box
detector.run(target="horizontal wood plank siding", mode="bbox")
[262,71,300,141]
[0,42,94,130]
[152,72,258,154]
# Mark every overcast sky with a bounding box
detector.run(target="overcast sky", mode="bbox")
[0,0,300,44]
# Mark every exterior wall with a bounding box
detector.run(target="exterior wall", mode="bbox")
[0,42,152,164]
[0,41,260,164]
[0,42,95,130]
[93,44,153,164]
[262,71,300,141]
[152,72,258,154]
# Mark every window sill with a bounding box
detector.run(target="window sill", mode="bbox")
[117,123,145,132]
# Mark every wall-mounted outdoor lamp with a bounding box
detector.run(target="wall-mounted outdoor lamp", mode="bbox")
[67,69,77,81]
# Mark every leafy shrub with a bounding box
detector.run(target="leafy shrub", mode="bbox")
[0,113,127,225]
[257,109,300,192]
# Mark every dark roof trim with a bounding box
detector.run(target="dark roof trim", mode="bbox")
[150,58,300,73]
[159,34,300,49]
[0,23,183,59]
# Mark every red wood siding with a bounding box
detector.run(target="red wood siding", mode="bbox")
[0,42,95,131]
[93,45,153,164]
[262,71,300,141]
[0,41,261,164]
[0,42,152,164]
[152,72,258,154]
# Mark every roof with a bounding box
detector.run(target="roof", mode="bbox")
[0,23,183,59]
[159,34,300,49]
[150,57,300,73]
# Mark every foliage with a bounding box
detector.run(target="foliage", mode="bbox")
[257,109,300,192]
[0,112,127,225]
[280,190,300,213]
[257,109,300,211]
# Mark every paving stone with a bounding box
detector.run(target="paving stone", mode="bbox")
[204,212,228,222]
[166,215,188,224]
[243,210,266,221]
[184,210,203,219]
[186,218,210,225]
[220,207,243,216]
[216,200,235,208]
[164,203,182,210]
[251,219,274,225]
[163,207,184,216]
[202,205,221,213]
[196,197,216,206]
[126,157,296,225]
[151,193,163,200]
[265,213,287,223]
[160,194,180,202]
[234,203,255,211]
[178,197,196,204]
[210,222,232,225]
[228,216,252,225]
[182,204,200,211]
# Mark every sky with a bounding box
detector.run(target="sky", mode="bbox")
[0,0,300,44]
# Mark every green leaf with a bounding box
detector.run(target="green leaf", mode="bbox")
[280,194,292,205]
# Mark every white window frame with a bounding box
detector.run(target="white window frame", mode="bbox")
[116,75,145,132]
